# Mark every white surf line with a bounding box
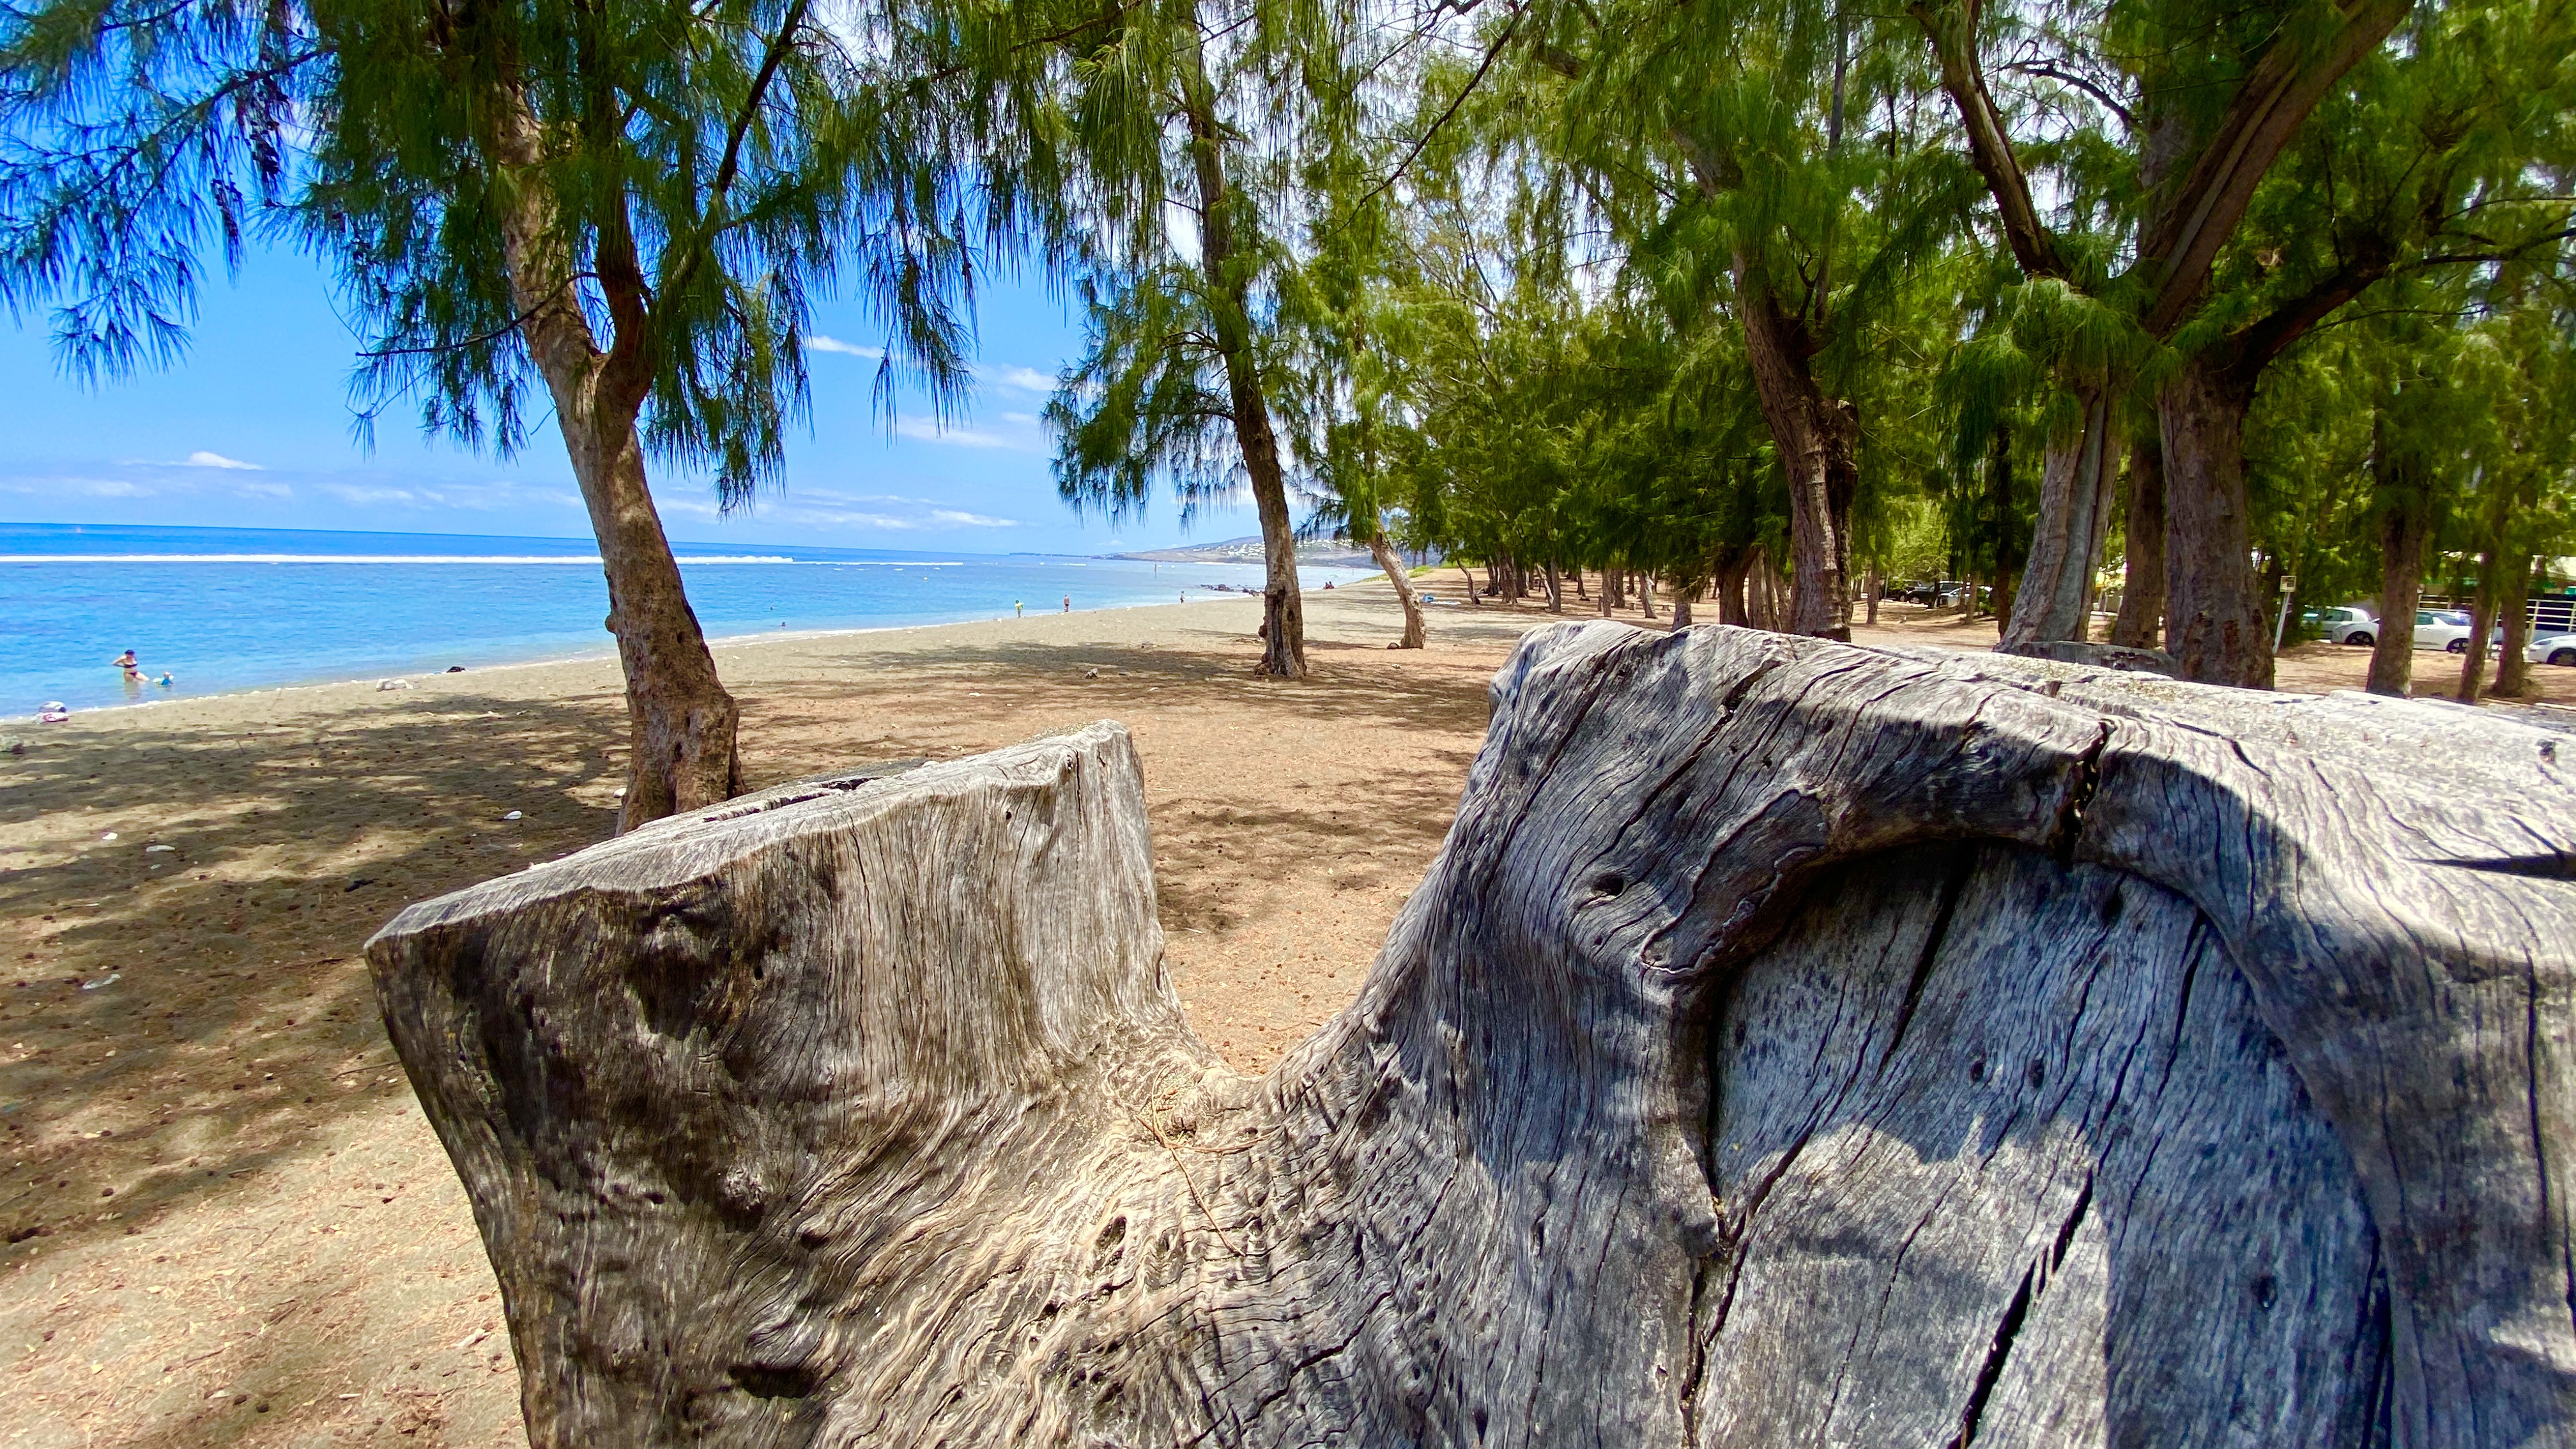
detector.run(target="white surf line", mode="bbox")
[0,553,798,564]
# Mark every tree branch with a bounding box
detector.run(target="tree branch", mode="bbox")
[358,272,602,359]
[1343,12,1520,217]
[1999,59,2136,132]
[2225,238,2393,384]
[2136,0,2415,335]
[1908,0,2066,280]
[662,0,815,305]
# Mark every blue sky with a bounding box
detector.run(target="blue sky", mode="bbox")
[0,241,1264,554]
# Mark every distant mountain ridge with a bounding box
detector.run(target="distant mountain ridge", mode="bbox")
[1112,535,1377,567]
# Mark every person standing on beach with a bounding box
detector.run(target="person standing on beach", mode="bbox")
[1062,596,1071,614]
[1015,601,1023,618]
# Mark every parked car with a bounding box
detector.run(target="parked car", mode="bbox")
[2529,632,2576,668]
[2417,610,2476,652]
[2331,608,2474,651]
[2316,606,2377,645]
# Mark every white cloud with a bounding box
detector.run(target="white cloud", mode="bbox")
[1000,411,1041,426]
[0,477,155,499]
[182,450,261,470]
[974,363,1057,393]
[320,480,581,512]
[687,485,1025,532]
[893,417,1039,453]
[808,335,884,358]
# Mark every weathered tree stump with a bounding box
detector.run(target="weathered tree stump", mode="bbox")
[369,624,2576,1447]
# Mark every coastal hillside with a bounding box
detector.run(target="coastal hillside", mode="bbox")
[1113,535,1379,568]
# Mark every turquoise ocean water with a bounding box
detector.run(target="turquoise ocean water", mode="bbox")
[0,522,1370,718]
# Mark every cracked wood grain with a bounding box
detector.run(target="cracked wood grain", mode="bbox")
[371,624,2576,1446]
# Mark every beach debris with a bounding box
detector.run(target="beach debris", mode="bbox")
[79,974,119,992]
[98,831,117,842]
[446,665,466,673]
[3,737,21,755]
[376,678,411,691]
[345,878,374,892]
[503,810,524,822]
[144,844,174,854]
[38,705,69,723]
[1085,669,1099,679]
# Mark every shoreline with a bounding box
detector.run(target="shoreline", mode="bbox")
[1,588,1273,727]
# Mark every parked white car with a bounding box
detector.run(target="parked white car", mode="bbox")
[2334,608,2474,652]
[2316,606,2377,645]
[2415,610,2476,652]
[2529,632,2576,668]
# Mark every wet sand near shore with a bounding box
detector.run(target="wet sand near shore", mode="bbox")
[1,581,2559,1446]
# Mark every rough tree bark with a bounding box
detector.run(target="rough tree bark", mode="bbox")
[1999,380,2118,650]
[2460,548,2501,703]
[484,83,740,831]
[1733,259,1857,640]
[1179,22,1303,678]
[377,624,2576,1448]
[2108,422,2166,650]
[2497,556,2536,698]
[2160,353,2271,687]
[1369,534,1427,648]
[1713,549,1751,626]
[2370,415,2433,697]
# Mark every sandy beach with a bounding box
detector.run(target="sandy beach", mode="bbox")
[2,578,2563,1446]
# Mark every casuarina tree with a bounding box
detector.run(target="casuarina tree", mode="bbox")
[1909,0,2415,682]
[0,0,979,826]
[967,0,1353,678]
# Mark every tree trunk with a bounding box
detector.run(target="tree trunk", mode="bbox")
[2000,383,2118,651]
[376,629,2576,1448]
[1669,578,1694,629]
[1864,567,1880,626]
[482,81,739,832]
[1542,559,1563,613]
[1370,534,1425,648]
[2368,457,2432,698]
[1457,562,1480,604]
[1637,572,1657,621]
[1733,260,1857,640]
[1180,27,1302,679]
[1716,549,1752,627]
[2497,557,2536,698]
[2161,355,2272,688]
[2108,424,2168,650]
[1572,569,1587,601]
[2458,548,2499,703]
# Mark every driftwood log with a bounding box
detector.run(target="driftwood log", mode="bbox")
[369,624,2576,1447]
